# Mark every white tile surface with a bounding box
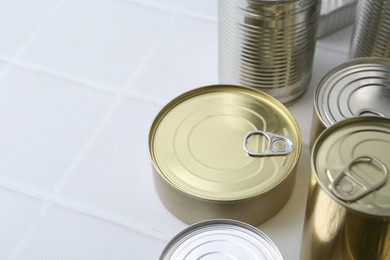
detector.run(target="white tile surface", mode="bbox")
[18,0,172,90]
[58,98,186,239]
[0,0,60,59]
[0,0,364,259]
[0,65,113,192]
[0,188,42,259]
[14,205,166,260]
[129,14,218,103]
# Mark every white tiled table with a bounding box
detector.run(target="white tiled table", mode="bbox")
[0,0,351,259]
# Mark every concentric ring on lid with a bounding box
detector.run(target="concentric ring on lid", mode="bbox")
[314,57,390,127]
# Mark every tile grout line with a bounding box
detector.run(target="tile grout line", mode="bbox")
[118,0,217,23]
[0,0,68,80]
[7,94,123,260]
[53,199,171,242]
[123,11,178,92]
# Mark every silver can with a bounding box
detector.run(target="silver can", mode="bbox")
[318,0,358,38]
[350,0,390,58]
[161,219,284,260]
[310,57,390,146]
[218,0,321,104]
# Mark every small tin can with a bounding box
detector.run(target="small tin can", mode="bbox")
[301,117,390,260]
[310,57,390,146]
[350,0,390,58]
[161,219,284,260]
[149,85,301,226]
[218,0,321,104]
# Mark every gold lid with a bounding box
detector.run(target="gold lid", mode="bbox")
[149,85,301,201]
[313,117,390,216]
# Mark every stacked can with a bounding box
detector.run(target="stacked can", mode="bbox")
[218,0,321,104]
[350,0,390,58]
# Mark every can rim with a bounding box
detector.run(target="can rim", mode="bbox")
[311,116,390,217]
[160,219,284,260]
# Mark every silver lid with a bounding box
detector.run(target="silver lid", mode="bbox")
[161,219,284,260]
[315,57,390,127]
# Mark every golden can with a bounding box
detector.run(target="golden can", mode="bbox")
[149,85,301,226]
[310,57,390,147]
[301,117,390,260]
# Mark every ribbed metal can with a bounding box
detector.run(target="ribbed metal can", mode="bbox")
[350,0,390,58]
[218,0,321,104]
[301,117,390,260]
[318,0,358,38]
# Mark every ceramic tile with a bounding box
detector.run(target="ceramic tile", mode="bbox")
[0,65,114,192]
[0,0,60,59]
[126,0,188,10]
[0,188,43,259]
[289,46,349,145]
[129,15,218,103]
[182,0,218,21]
[58,98,187,238]
[316,25,353,55]
[14,205,166,260]
[18,0,171,90]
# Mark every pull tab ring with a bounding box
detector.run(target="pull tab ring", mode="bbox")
[243,130,294,157]
[331,156,389,202]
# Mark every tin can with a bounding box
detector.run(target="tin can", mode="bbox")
[310,57,390,147]
[350,0,390,58]
[161,219,284,260]
[301,117,390,260]
[317,0,358,38]
[149,85,301,225]
[218,0,321,104]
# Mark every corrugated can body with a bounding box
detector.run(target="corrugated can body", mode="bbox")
[310,57,390,147]
[318,0,358,38]
[218,0,320,104]
[301,117,390,260]
[149,85,301,226]
[161,219,284,260]
[350,0,390,58]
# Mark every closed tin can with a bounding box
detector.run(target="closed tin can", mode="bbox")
[350,0,390,58]
[218,0,320,104]
[161,219,284,260]
[149,85,301,225]
[310,57,390,147]
[318,0,358,38]
[301,117,390,260]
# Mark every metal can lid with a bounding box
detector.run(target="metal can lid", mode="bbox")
[315,57,390,127]
[149,85,301,201]
[160,219,284,260]
[313,117,390,216]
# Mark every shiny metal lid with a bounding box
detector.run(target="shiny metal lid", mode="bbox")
[315,57,390,127]
[149,85,301,201]
[160,219,284,260]
[313,117,390,216]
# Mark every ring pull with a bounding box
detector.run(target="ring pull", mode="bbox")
[355,108,385,117]
[243,130,294,157]
[331,156,389,202]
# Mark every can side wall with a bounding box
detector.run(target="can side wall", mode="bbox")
[309,108,326,149]
[300,172,346,260]
[152,166,297,226]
